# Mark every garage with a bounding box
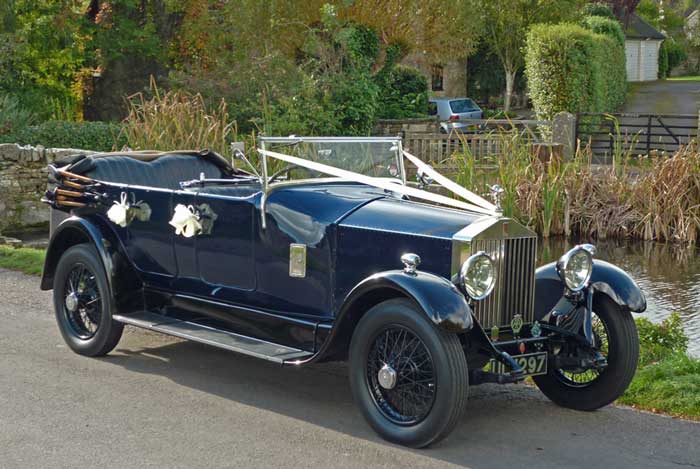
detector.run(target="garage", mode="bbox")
[625,14,666,82]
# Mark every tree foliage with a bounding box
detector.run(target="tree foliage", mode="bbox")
[0,0,86,120]
[471,0,583,111]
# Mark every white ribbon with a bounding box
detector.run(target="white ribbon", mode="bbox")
[169,204,202,238]
[402,150,497,211]
[107,192,130,228]
[257,148,495,215]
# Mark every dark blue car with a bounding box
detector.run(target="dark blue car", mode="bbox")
[41,137,646,447]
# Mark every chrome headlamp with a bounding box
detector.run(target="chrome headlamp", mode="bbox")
[460,251,496,300]
[556,244,596,292]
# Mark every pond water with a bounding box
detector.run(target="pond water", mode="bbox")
[539,237,700,358]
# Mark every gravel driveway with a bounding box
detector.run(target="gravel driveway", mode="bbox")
[1,267,699,468]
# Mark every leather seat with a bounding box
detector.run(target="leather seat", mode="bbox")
[85,154,226,190]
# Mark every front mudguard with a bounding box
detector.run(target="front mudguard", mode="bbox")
[308,270,473,363]
[341,270,474,333]
[534,259,647,320]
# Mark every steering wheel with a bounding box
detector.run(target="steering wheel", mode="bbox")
[267,164,317,183]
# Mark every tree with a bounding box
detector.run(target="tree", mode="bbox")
[0,0,86,119]
[604,0,642,24]
[473,0,582,112]
[342,0,482,63]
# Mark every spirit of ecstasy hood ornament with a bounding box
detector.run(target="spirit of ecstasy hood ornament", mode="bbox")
[490,185,504,214]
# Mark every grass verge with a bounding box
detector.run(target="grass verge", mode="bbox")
[620,352,700,419]
[619,314,700,420]
[667,76,700,82]
[0,245,46,276]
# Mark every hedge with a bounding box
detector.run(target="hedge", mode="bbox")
[525,21,626,120]
[0,120,126,152]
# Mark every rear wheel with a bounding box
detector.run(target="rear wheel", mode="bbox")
[53,244,124,357]
[533,295,639,410]
[349,298,468,448]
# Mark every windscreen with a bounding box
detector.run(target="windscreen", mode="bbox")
[262,139,402,183]
[449,99,479,113]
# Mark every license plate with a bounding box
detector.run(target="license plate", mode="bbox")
[490,352,548,376]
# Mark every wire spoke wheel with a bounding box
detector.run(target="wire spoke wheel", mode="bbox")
[557,312,609,387]
[366,325,436,425]
[62,262,102,340]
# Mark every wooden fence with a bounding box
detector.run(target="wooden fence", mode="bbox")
[401,119,552,169]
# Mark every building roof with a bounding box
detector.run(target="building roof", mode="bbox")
[625,14,666,40]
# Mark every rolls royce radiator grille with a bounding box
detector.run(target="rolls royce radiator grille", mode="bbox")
[471,236,537,329]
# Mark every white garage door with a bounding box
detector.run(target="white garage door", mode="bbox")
[626,40,640,82]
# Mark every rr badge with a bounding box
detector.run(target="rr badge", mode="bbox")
[510,314,523,335]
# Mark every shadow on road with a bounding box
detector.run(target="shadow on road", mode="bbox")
[97,333,700,468]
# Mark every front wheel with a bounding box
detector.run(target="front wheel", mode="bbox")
[53,244,124,357]
[533,295,639,411]
[349,298,468,448]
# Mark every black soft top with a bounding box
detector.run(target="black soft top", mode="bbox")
[56,150,245,190]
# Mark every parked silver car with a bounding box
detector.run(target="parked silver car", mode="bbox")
[429,98,483,133]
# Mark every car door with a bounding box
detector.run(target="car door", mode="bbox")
[193,188,257,293]
[124,185,177,281]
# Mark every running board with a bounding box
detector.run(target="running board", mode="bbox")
[112,311,314,364]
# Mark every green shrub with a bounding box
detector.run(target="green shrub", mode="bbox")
[636,313,689,365]
[1,121,125,152]
[330,71,380,135]
[376,65,429,119]
[665,41,687,73]
[581,15,625,47]
[0,95,36,136]
[525,22,626,120]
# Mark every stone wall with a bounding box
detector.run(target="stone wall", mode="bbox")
[0,143,93,233]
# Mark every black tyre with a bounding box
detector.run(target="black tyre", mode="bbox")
[349,298,468,448]
[53,244,124,357]
[533,295,639,411]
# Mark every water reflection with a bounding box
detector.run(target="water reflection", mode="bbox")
[539,238,700,357]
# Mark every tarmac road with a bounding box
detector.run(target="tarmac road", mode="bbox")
[624,80,700,116]
[1,267,699,469]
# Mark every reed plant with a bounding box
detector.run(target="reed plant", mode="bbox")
[447,128,700,244]
[121,78,242,158]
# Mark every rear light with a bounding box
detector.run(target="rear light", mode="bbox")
[448,115,460,121]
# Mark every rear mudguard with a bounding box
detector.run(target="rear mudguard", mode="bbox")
[534,259,647,319]
[40,215,141,311]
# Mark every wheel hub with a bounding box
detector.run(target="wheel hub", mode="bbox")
[377,363,397,390]
[65,292,79,312]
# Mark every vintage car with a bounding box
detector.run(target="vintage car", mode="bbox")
[40,136,646,448]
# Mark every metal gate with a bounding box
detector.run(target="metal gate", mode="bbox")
[576,113,698,161]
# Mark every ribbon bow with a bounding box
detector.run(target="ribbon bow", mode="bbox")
[169,204,202,238]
